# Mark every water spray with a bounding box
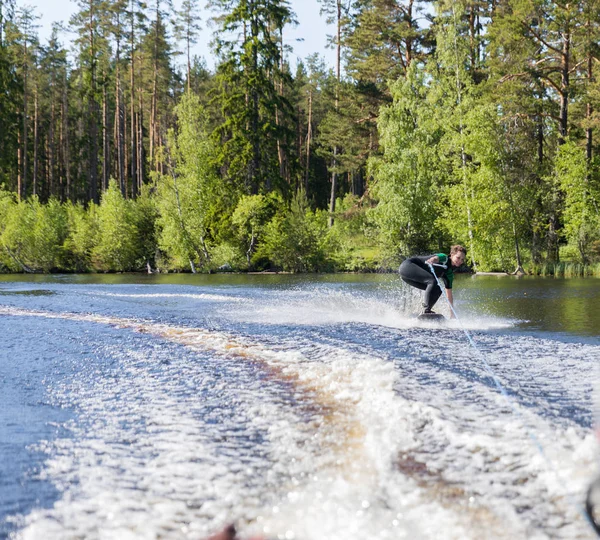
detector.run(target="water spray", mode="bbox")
[426,262,592,530]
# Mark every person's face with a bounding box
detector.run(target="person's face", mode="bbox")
[450,251,466,267]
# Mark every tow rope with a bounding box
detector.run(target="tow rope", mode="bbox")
[426,262,592,531]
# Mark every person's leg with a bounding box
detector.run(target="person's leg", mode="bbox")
[399,260,431,287]
[400,276,426,291]
[423,282,442,311]
[400,260,437,310]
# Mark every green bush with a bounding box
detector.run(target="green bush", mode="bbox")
[63,201,99,271]
[154,93,222,272]
[208,242,245,271]
[0,189,17,271]
[231,193,281,269]
[92,181,140,272]
[131,185,159,272]
[0,196,68,272]
[257,188,337,272]
[328,194,381,271]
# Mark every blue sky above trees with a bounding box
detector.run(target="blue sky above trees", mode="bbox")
[24,0,337,70]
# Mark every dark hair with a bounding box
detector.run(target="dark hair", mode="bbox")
[450,244,466,256]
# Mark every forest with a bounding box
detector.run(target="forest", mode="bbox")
[0,0,600,275]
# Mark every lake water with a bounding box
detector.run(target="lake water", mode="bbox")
[1,273,600,539]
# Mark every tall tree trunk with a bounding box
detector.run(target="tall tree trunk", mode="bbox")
[512,220,524,274]
[102,78,110,193]
[451,3,475,268]
[329,155,338,228]
[305,89,312,192]
[138,93,144,191]
[468,2,476,72]
[130,0,138,197]
[537,114,544,164]
[150,0,160,169]
[117,86,125,195]
[328,0,342,228]
[115,18,125,196]
[77,106,84,201]
[49,91,56,198]
[89,99,99,203]
[88,0,99,204]
[186,19,191,94]
[275,29,288,183]
[558,27,570,144]
[406,0,414,67]
[63,71,71,201]
[249,3,260,194]
[33,87,38,197]
[586,54,593,164]
[21,41,28,201]
[17,130,22,201]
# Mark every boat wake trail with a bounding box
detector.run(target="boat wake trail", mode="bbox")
[0,297,598,539]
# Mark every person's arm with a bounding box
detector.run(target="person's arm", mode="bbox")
[426,255,439,264]
[446,288,455,318]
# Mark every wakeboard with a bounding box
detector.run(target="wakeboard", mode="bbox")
[416,312,446,322]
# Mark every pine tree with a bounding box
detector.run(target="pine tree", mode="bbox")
[0,0,20,192]
[174,0,202,94]
[146,0,179,171]
[317,0,350,226]
[209,0,295,196]
[103,0,130,195]
[71,0,106,204]
[127,0,148,196]
[345,0,431,84]
[487,0,588,262]
[11,6,39,201]
[41,26,75,203]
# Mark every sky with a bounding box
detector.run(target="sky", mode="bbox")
[21,0,337,71]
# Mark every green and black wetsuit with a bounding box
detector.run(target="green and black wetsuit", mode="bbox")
[399,254,454,311]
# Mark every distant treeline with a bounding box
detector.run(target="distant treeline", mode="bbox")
[0,0,599,274]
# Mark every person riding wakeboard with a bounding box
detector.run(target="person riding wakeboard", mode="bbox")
[399,245,467,318]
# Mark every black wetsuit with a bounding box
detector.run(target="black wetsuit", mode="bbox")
[399,254,454,311]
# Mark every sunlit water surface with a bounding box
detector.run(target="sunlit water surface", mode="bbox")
[1,273,600,539]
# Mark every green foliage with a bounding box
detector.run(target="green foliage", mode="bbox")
[257,187,337,272]
[327,193,381,271]
[132,185,159,270]
[0,196,68,272]
[92,180,140,271]
[441,103,527,272]
[0,188,18,270]
[555,141,600,263]
[154,93,221,271]
[4,0,600,276]
[344,0,430,84]
[370,64,443,258]
[208,242,246,271]
[231,193,281,268]
[63,201,99,272]
[210,0,294,195]
[526,261,600,278]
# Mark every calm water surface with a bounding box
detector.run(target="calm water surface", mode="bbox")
[1,273,600,539]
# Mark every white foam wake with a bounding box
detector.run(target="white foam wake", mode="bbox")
[1,305,595,539]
